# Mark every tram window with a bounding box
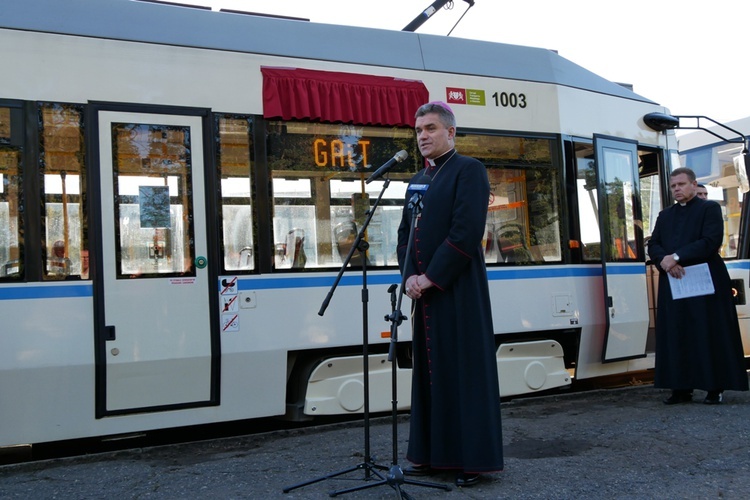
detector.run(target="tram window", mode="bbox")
[266,121,417,269]
[110,123,194,278]
[328,179,407,267]
[456,134,562,264]
[639,150,662,260]
[576,142,643,262]
[603,160,639,262]
[576,144,601,261]
[0,107,10,142]
[40,104,87,280]
[216,115,256,272]
[0,144,22,279]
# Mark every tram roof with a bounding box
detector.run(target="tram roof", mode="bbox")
[3,0,654,105]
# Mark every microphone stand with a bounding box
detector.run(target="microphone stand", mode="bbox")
[328,191,451,498]
[283,179,392,496]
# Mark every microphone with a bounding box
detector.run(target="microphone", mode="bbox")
[407,172,431,213]
[365,150,408,184]
[407,171,432,196]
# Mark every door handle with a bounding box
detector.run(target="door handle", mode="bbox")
[105,325,116,341]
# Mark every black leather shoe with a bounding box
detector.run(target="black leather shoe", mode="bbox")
[403,464,435,476]
[455,473,480,487]
[663,390,693,405]
[704,390,723,405]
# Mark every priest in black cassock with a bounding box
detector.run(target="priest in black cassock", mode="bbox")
[397,101,503,487]
[648,167,748,405]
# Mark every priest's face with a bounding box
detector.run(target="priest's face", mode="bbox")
[670,173,697,203]
[415,112,455,160]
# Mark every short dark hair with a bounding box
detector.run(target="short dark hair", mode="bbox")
[670,167,696,182]
[697,183,706,188]
[415,101,456,129]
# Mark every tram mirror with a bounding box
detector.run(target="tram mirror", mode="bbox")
[643,112,680,132]
[732,153,750,193]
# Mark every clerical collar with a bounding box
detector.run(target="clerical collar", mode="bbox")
[426,148,456,168]
[679,196,698,207]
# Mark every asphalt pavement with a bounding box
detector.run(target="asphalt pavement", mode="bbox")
[2,381,749,499]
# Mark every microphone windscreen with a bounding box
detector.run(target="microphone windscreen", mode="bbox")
[407,172,432,195]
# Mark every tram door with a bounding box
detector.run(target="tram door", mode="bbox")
[94,110,216,416]
[593,135,650,362]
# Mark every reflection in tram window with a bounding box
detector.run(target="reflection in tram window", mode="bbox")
[0,136,22,279]
[266,121,417,269]
[458,134,562,264]
[575,143,602,261]
[216,115,256,272]
[600,147,640,262]
[328,179,406,267]
[40,103,87,279]
[577,143,654,263]
[0,107,10,140]
[638,149,664,261]
[111,123,194,278]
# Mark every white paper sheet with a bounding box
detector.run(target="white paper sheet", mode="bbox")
[668,263,715,300]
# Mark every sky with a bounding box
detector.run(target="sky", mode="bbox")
[174,0,750,126]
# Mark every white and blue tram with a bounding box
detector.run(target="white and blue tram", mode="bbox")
[2,0,746,449]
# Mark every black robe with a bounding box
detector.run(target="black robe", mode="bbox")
[397,149,504,473]
[648,197,748,392]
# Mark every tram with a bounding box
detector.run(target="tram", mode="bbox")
[2,0,744,449]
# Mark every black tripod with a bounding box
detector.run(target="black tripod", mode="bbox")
[326,187,450,498]
[283,179,391,496]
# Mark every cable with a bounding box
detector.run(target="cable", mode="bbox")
[447,1,474,36]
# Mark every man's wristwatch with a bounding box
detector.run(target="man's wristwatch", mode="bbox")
[672,253,680,262]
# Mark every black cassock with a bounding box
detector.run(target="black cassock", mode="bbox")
[397,149,503,473]
[648,196,748,392]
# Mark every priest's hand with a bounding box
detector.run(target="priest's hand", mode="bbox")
[661,255,685,278]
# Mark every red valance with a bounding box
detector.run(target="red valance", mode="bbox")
[261,67,429,128]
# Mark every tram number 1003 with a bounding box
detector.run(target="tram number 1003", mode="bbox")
[492,92,527,109]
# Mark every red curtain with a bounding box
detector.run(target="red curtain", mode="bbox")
[261,67,429,128]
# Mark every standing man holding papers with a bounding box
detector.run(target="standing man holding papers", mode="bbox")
[648,167,748,405]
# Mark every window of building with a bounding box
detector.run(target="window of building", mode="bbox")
[681,144,745,258]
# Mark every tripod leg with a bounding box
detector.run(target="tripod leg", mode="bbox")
[283,463,371,493]
[404,478,452,491]
[328,478,388,497]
